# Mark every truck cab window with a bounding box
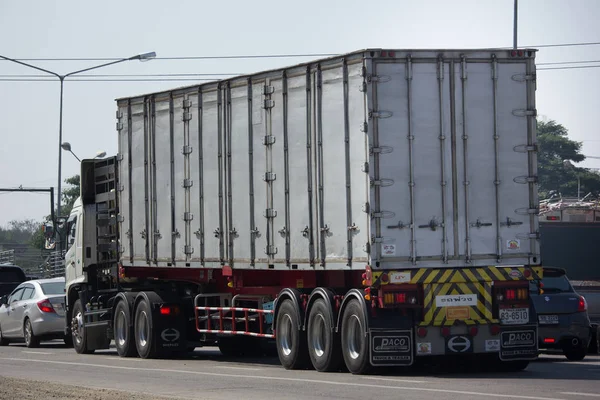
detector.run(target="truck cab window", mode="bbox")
[67,216,77,246]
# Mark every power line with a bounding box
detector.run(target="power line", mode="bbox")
[2,41,600,62]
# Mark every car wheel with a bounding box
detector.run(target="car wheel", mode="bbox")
[24,319,40,348]
[565,347,586,361]
[0,325,9,346]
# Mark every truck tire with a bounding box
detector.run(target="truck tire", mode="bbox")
[114,300,137,357]
[275,299,309,369]
[499,360,529,372]
[218,336,244,357]
[71,299,94,354]
[307,299,342,372]
[134,298,158,359]
[340,299,371,375]
[564,347,586,361]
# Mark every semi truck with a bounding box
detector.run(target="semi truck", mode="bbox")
[58,48,542,374]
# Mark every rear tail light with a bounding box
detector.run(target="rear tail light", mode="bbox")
[469,326,479,336]
[578,296,587,312]
[382,291,418,305]
[543,338,555,344]
[496,287,528,302]
[37,299,55,313]
[490,324,501,335]
[159,305,180,315]
[546,216,560,221]
[417,327,428,337]
[441,327,450,337]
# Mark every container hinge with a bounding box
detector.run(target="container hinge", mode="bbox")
[183,99,192,108]
[154,230,162,239]
[360,82,368,93]
[117,215,125,223]
[372,211,395,219]
[367,74,392,84]
[512,108,537,117]
[213,228,221,238]
[116,153,124,162]
[184,245,194,255]
[183,179,194,188]
[515,207,539,216]
[194,229,203,239]
[172,229,181,238]
[263,99,275,109]
[265,245,278,256]
[263,85,275,95]
[470,219,493,228]
[513,144,537,153]
[301,226,309,238]
[511,73,536,82]
[320,225,331,236]
[387,220,409,229]
[182,145,193,155]
[182,111,192,122]
[500,217,523,227]
[370,146,393,155]
[117,185,124,192]
[230,228,238,238]
[263,135,276,146]
[348,223,359,234]
[361,162,369,173]
[362,202,370,214]
[418,219,444,231]
[264,208,278,218]
[369,110,393,119]
[251,227,261,237]
[360,122,368,133]
[125,229,132,239]
[116,122,124,131]
[513,175,538,184]
[264,172,276,182]
[363,242,371,253]
[370,178,394,187]
[116,110,123,119]
[184,212,194,222]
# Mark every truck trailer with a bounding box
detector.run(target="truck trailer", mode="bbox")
[60,48,542,374]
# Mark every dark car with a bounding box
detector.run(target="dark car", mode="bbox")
[0,264,27,298]
[530,267,592,361]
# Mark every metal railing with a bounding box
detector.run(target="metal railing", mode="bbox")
[39,250,66,278]
[0,249,15,265]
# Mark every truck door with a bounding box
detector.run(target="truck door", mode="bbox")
[64,212,83,283]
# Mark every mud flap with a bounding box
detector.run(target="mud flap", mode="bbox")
[499,324,538,361]
[369,329,413,367]
[153,309,186,353]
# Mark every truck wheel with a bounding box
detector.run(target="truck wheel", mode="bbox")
[71,299,94,354]
[114,300,137,357]
[134,298,158,359]
[340,299,371,374]
[307,299,342,372]
[499,360,529,372]
[275,299,309,369]
[218,336,243,357]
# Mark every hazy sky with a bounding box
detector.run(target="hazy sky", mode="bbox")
[1,0,599,226]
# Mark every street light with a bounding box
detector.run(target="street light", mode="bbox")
[62,142,106,162]
[0,51,156,217]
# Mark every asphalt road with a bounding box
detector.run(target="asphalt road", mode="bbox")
[0,342,599,400]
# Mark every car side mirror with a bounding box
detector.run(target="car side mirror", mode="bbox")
[0,295,7,306]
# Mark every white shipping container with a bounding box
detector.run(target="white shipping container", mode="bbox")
[115,48,540,271]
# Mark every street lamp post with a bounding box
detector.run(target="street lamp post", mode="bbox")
[61,141,106,162]
[0,51,156,217]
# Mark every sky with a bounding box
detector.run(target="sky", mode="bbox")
[0,0,599,227]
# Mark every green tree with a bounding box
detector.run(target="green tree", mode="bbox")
[537,119,600,198]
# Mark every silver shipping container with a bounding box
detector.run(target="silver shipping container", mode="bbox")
[115,48,540,271]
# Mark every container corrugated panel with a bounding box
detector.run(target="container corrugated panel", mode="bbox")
[116,48,540,271]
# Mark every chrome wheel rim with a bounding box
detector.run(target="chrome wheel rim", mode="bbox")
[279,314,293,356]
[136,310,149,348]
[115,310,127,347]
[346,315,362,360]
[310,314,326,358]
[24,321,31,344]
[71,311,84,345]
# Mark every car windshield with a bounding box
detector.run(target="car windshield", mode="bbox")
[40,282,65,295]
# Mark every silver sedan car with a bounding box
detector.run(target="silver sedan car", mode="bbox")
[0,277,68,347]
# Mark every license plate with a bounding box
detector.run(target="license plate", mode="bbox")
[499,308,529,325]
[538,314,559,324]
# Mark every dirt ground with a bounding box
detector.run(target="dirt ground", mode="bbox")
[0,376,182,400]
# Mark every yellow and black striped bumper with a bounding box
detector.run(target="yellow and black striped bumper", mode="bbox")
[372,266,542,327]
